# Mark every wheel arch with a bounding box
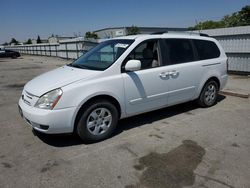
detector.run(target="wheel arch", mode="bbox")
[205,76,220,89]
[73,94,122,132]
[199,76,221,97]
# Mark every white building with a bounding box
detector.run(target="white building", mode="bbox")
[94,26,187,39]
[200,26,250,73]
[48,36,75,43]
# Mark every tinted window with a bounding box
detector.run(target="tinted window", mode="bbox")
[193,40,220,60]
[164,39,195,64]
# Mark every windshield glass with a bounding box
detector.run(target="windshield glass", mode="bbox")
[70,39,134,71]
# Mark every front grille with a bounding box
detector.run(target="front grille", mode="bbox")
[22,96,31,106]
[25,91,36,97]
[22,90,36,106]
[39,125,49,130]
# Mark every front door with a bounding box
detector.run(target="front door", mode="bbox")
[122,39,169,116]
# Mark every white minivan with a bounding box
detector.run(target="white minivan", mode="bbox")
[18,33,228,142]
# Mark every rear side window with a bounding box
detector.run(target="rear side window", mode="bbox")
[193,40,220,60]
[164,39,195,64]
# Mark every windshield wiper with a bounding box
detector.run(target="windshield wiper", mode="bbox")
[67,63,88,69]
[67,63,73,66]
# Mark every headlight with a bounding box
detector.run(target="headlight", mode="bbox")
[35,89,63,110]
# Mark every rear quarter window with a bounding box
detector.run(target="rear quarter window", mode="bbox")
[193,39,220,60]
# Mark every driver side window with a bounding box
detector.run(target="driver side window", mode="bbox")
[127,40,160,70]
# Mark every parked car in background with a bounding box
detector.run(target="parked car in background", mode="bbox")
[0,47,20,58]
[18,32,228,142]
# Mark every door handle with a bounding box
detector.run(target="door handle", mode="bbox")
[159,72,169,78]
[168,70,179,76]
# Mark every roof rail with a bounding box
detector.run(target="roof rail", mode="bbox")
[150,31,210,37]
[150,31,168,35]
[199,33,209,37]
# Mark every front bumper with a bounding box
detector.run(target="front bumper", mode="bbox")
[18,98,76,134]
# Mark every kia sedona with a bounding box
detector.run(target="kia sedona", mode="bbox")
[18,33,228,142]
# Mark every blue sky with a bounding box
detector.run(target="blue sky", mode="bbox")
[0,0,249,43]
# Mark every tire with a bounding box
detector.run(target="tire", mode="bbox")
[11,54,17,59]
[198,80,219,107]
[76,100,118,142]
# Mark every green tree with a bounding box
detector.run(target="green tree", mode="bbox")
[10,38,19,45]
[189,5,250,30]
[238,5,250,26]
[85,32,98,39]
[127,25,140,35]
[37,35,42,43]
[25,38,32,44]
[222,13,241,27]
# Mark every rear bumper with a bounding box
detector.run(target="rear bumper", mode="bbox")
[18,98,76,134]
[220,74,228,90]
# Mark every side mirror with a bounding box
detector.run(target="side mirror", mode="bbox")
[125,60,141,72]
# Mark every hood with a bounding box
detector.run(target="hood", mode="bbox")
[24,65,100,96]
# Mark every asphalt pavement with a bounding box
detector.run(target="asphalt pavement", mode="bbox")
[0,55,249,188]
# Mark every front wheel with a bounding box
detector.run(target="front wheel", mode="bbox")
[198,80,219,107]
[76,100,118,142]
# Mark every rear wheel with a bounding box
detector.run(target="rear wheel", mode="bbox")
[76,100,118,142]
[198,80,219,107]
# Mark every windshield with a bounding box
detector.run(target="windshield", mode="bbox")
[70,39,134,71]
